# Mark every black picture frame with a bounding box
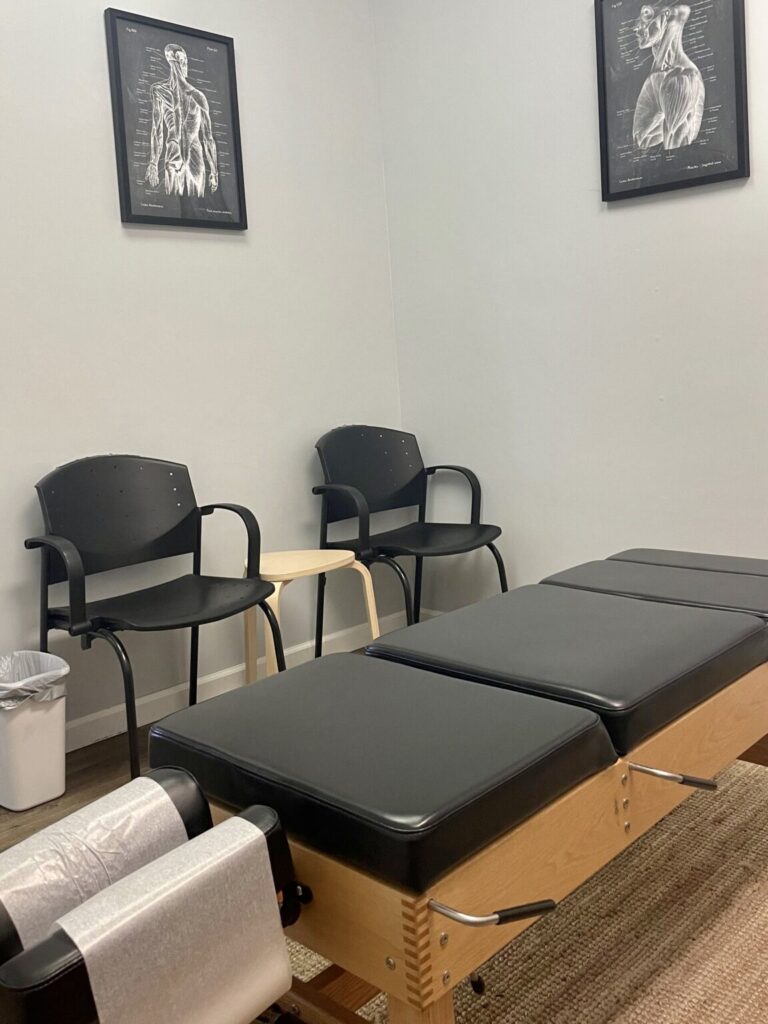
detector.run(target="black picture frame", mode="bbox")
[595,0,749,202]
[105,8,247,229]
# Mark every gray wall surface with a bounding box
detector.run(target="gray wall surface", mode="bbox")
[373,0,768,611]
[0,0,402,730]
[3,0,766,742]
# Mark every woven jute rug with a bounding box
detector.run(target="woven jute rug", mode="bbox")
[289,760,768,1023]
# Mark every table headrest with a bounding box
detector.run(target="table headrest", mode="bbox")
[0,769,207,956]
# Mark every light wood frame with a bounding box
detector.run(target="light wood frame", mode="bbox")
[212,662,768,1024]
[243,550,380,680]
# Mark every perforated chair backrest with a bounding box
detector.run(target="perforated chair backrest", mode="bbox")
[316,425,427,523]
[35,456,199,584]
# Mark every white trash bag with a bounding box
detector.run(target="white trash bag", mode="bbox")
[0,652,69,811]
[0,651,69,710]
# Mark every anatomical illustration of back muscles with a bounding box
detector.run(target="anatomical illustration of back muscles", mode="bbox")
[145,43,219,198]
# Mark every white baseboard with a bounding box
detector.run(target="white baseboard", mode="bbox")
[65,608,437,753]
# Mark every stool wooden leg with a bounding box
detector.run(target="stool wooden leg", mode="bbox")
[348,560,381,640]
[388,995,455,1024]
[264,580,287,676]
[244,606,260,683]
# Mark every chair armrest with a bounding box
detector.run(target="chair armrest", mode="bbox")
[24,536,91,636]
[425,465,482,524]
[312,485,371,557]
[200,504,262,578]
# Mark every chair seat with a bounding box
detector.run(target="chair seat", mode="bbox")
[149,654,615,891]
[50,574,275,632]
[328,521,501,558]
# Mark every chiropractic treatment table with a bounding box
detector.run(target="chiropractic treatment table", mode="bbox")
[4,547,768,1023]
[149,547,768,1024]
[543,547,768,617]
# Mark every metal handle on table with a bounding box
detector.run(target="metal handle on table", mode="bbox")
[428,898,556,928]
[629,762,718,792]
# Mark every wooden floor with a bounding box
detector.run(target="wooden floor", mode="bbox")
[1,728,768,854]
[743,734,768,769]
[0,727,151,852]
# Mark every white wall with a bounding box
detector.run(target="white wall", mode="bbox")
[5,0,768,744]
[373,0,768,610]
[0,0,402,732]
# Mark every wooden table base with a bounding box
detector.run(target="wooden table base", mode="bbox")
[388,993,455,1024]
[278,970,455,1024]
[213,664,768,1021]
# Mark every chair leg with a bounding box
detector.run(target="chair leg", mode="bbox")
[488,543,508,593]
[414,557,424,624]
[244,606,259,683]
[261,601,286,672]
[38,552,50,653]
[189,626,200,706]
[375,556,414,626]
[263,583,287,677]
[315,572,327,658]
[91,629,140,779]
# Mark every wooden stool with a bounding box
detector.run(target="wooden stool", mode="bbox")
[244,550,380,679]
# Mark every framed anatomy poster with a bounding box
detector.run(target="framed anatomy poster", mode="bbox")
[105,8,247,229]
[595,1,749,201]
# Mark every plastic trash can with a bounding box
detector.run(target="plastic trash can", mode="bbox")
[0,651,69,811]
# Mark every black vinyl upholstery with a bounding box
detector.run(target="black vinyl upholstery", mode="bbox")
[0,928,94,1024]
[149,654,615,891]
[149,766,214,840]
[544,560,768,618]
[0,905,20,971]
[610,548,768,579]
[366,586,768,755]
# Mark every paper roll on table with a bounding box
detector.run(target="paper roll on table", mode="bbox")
[58,815,292,1024]
[0,776,189,950]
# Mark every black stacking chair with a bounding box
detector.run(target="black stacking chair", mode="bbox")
[25,455,284,779]
[313,425,508,652]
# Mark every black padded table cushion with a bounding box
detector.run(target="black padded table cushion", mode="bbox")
[611,548,768,578]
[366,586,768,755]
[149,654,615,892]
[545,560,768,619]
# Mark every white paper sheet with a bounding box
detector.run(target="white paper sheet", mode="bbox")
[0,776,188,948]
[59,816,292,1024]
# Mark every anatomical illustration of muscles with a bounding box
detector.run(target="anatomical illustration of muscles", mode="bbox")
[145,44,219,198]
[632,5,705,150]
